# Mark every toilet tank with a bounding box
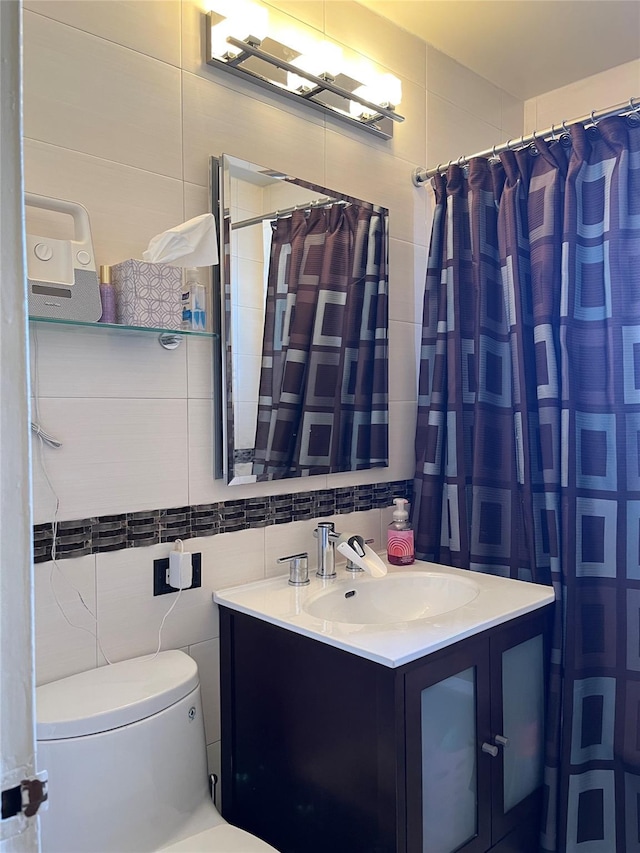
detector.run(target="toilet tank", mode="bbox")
[36,651,219,853]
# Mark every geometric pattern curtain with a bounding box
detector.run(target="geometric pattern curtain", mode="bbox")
[253,203,388,480]
[413,114,640,851]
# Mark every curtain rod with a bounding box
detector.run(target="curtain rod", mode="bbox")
[412,96,640,185]
[231,198,347,230]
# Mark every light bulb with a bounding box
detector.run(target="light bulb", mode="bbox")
[292,41,343,79]
[349,70,402,117]
[350,89,377,119]
[209,0,268,59]
[210,18,238,59]
[286,71,312,93]
[374,73,402,107]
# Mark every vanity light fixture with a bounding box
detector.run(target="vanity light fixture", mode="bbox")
[205,1,404,140]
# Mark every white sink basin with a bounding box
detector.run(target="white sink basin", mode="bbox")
[214,558,555,668]
[303,571,479,624]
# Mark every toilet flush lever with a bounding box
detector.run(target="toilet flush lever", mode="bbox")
[277,552,310,586]
[208,773,218,807]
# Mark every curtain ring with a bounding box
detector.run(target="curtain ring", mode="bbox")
[529,129,540,156]
[590,110,599,127]
[506,138,514,151]
[559,120,573,148]
[550,123,557,141]
[627,97,640,127]
[457,155,465,167]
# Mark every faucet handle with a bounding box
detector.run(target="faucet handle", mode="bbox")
[336,534,387,578]
[277,552,310,586]
[345,537,374,572]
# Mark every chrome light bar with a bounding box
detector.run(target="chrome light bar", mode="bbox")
[205,13,405,140]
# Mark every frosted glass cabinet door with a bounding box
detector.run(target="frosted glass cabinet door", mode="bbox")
[501,634,544,813]
[489,614,549,848]
[405,642,492,853]
[420,668,477,852]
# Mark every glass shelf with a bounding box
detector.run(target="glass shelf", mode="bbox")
[28,315,218,349]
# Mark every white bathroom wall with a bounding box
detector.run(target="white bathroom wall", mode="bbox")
[524,59,640,131]
[23,0,524,777]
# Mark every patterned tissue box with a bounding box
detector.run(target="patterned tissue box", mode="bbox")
[111,259,182,329]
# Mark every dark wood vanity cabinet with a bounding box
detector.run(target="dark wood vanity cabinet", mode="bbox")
[219,605,552,853]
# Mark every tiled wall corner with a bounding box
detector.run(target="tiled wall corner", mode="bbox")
[523,59,640,132]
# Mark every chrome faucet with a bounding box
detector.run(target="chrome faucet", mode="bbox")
[313,521,339,578]
[313,522,388,578]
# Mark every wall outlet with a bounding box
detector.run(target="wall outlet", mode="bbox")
[153,552,202,596]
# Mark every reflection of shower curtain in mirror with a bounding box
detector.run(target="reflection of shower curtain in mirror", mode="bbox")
[253,203,388,480]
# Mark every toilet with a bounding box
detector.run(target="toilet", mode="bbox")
[36,650,279,852]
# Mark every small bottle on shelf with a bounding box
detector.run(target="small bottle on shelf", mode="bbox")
[181,267,207,331]
[98,264,117,324]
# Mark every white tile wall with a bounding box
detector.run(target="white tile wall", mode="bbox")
[388,238,428,325]
[24,0,182,66]
[524,59,640,133]
[29,324,187,400]
[426,92,502,173]
[23,11,183,179]
[325,1,426,88]
[34,555,98,684]
[427,48,503,129]
[25,0,530,779]
[31,397,189,522]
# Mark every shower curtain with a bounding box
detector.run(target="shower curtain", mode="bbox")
[253,203,388,480]
[414,115,640,851]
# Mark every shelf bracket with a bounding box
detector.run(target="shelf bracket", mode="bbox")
[158,333,183,350]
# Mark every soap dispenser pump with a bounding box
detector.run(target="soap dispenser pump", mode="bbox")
[387,497,415,566]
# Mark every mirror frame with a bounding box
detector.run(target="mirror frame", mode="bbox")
[210,156,224,480]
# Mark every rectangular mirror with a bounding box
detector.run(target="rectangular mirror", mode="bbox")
[212,154,388,485]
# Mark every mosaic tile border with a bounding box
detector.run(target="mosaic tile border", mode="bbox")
[33,479,413,563]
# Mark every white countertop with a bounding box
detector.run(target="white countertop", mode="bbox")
[213,560,554,667]
[214,558,555,668]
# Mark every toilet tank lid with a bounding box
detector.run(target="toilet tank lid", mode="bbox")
[36,650,199,740]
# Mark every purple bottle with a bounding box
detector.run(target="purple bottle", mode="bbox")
[98,264,117,323]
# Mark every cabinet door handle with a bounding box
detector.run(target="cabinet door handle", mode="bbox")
[494,735,509,747]
[481,742,499,757]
